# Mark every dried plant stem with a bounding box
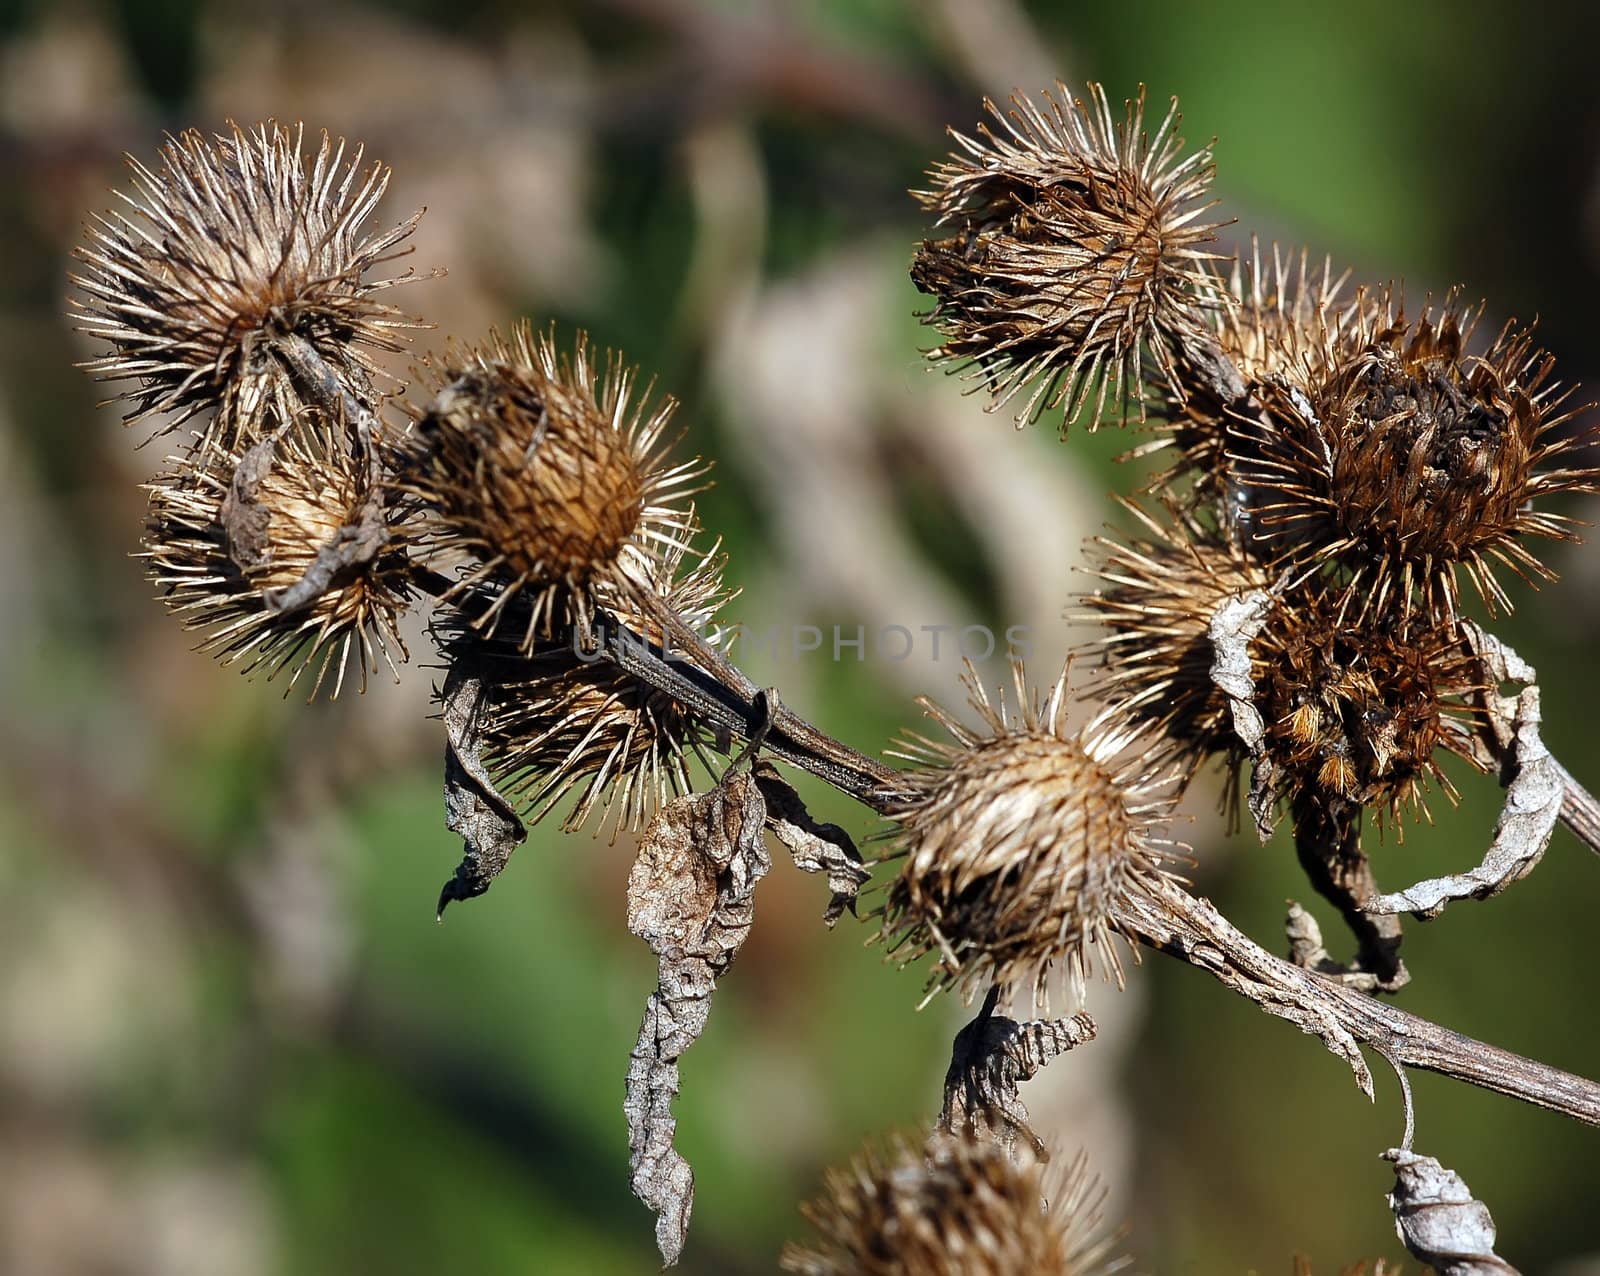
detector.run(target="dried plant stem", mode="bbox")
[1121,873,1600,1127]
[1292,794,1408,991]
[1556,761,1600,857]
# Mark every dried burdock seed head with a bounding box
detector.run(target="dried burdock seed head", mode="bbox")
[72,120,426,445]
[143,411,412,699]
[1229,287,1596,615]
[1144,241,1366,516]
[458,535,731,836]
[1254,584,1484,828]
[912,82,1224,430]
[781,1132,1129,1276]
[878,660,1179,1008]
[1077,500,1272,786]
[408,322,704,650]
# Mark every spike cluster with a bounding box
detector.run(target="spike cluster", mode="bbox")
[142,414,413,699]
[1072,227,1595,843]
[878,661,1180,1006]
[72,120,423,447]
[782,1133,1130,1276]
[912,82,1224,429]
[448,537,731,836]
[73,121,428,698]
[405,322,706,650]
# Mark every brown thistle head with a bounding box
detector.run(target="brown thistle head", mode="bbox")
[912,82,1224,430]
[1228,288,1596,615]
[1077,500,1272,786]
[1147,241,1368,518]
[781,1133,1129,1276]
[1252,583,1485,828]
[71,121,426,445]
[142,411,413,699]
[407,323,705,650]
[456,535,731,836]
[878,661,1179,1007]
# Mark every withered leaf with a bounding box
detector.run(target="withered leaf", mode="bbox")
[625,768,771,1266]
[221,437,277,571]
[1368,627,1562,920]
[1384,1148,1519,1275]
[937,987,1097,1160]
[1208,586,1279,840]
[753,761,869,926]
[436,656,527,917]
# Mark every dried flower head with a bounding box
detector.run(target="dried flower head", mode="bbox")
[72,120,425,444]
[878,661,1178,1006]
[781,1133,1129,1276]
[1228,288,1595,615]
[1253,583,1484,827]
[407,323,704,650]
[1145,242,1366,515]
[912,82,1223,429]
[142,412,412,698]
[1078,501,1272,786]
[457,535,731,835]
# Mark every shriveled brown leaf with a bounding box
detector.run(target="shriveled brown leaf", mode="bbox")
[753,761,869,926]
[435,656,527,917]
[1208,586,1279,839]
[624,767,771,1266]
[1369,626,1561,920]
[1383,1148,1518,1275]
[937,987,1097,1159]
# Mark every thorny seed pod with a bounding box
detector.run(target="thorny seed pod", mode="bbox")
[1253,583,1484,828]
[1142,242,1367,520]
[406,323,704,650]
[911,82,1224,430]
[1077,500,1272,788]
[781,1132,1129,1276]
[1228,288,1596,615]
[71,121,426,446]
[878,661,1179,1007]
[451,535,731,836]
[142,411,412,699]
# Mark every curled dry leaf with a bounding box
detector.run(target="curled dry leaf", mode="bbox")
[938,986,1097,1159]
[1207,585,1280,839]
[1368,626,1562,920]
[1383,1148,1519,1275]
[753,760,869,926]
[624,767,771,1266]
[436,655,528,917]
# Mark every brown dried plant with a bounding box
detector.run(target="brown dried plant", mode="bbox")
[70,89,1600,1273]
[72,120,424,446]
[405,322,706,648]
[912,82,1224,429]
[781,1133,1129,1276]
[878,660,1180,1007]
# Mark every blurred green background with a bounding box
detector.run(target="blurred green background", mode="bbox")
[3,0,1598,1272]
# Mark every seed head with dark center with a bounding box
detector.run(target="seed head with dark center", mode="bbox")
[1252,584,1485,828]
[1228,289,1594,615]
